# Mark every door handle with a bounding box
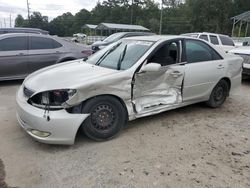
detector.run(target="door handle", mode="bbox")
[217,64,225,69]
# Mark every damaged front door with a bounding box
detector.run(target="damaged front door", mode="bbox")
[132,40,185,115]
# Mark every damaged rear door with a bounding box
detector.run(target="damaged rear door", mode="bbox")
[132,39,185,116]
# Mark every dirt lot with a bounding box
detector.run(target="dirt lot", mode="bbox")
[0,80,250,188]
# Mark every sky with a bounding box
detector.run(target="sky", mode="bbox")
[0,0,102,27]
[0,0,162,28]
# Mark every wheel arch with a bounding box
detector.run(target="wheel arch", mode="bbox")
[73,94,129,141]
[81,94,129,120]
[220,77,231,93]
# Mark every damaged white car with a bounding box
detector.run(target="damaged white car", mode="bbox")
[16,36,243,145]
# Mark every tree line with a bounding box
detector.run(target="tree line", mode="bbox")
[15,0,250,37]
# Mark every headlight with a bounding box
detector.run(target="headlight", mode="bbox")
[29,89,77,110]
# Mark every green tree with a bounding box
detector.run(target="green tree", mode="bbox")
[28,12,49,30]
[15,14,26,27]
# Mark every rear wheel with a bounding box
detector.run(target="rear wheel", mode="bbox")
[206,80,229,108]
[81,96,127,141]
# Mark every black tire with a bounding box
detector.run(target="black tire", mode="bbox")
[206,80,229,108]
[81,96,127,141]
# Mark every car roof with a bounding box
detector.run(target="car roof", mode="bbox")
[123,35,184,42]
[182,32,229,37]
[111,31,154,35]
[0,33,53,38]
[0,27,49,34]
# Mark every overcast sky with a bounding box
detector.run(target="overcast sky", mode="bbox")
[0,0,161,27]
[0,0,102,27]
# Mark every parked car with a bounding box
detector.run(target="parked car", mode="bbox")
[0,27,49,35]
[229,47,250,79]
[73,33,87,39]
[0,33,88,81]
[16,35,243,145]
[242,37,250,46]
[91,32,154,53]
[182,32,235,52]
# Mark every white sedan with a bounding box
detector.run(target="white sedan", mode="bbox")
[16,35,243,145]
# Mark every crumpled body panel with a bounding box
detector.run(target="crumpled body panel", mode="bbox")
[132,66,184,113]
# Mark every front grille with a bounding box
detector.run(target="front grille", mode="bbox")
[23,87,35,98]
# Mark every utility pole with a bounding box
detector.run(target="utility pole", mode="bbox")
[27,0,30,22]
[159,0,163,35]
[9,14,12,27]
[4,18,6,28]
[130,0,134,25]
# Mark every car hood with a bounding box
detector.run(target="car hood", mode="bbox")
[24,60,119,93]
[229,46,250,55]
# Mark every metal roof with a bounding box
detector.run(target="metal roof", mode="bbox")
[81,24,97,29]
[96,23,150,31]
[231,11,250,22]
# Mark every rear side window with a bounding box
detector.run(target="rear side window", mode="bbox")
[185,40,222,63]
[219,35,234,46]
[199,35,208,41]
[30,36,62,50]
[0,36,28,51]
[209,35,219,45]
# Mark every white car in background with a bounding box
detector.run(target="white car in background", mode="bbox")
[230,47,250,78]
[182,32,235,52]
[16,35,243,145]
[73,33,86,39]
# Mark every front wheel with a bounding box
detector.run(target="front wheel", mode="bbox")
[81,96,127,141]
[206,80,229,108]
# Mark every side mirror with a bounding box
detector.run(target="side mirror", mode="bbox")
[140,63,161,73]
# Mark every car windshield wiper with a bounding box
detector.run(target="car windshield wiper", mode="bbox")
[117,44,127,70]
[96,42,122,66]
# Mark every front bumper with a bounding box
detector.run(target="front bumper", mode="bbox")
[16,86,89,145]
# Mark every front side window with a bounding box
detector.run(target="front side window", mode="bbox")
[86,40,153,70]
[148,41,181,66]
[30,36,62,50]
[185,40,222,63]
[0,36,27,51]
[209,35,219,45]
[219,36,235,46]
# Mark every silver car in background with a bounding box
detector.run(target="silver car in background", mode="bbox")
[0,33,88,81]
[16,35,243,145]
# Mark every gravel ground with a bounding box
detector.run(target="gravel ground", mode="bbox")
[0,80,250,188]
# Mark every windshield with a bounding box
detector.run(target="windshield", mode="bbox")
[86,40,153,70]
[103,33,125,42]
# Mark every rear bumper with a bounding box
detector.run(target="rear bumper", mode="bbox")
[243,63,250,77]
[16,86,89,145]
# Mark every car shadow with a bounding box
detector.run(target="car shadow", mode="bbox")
[242,79,250,85]
[0,80,23,87]
[28,100,228,152]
